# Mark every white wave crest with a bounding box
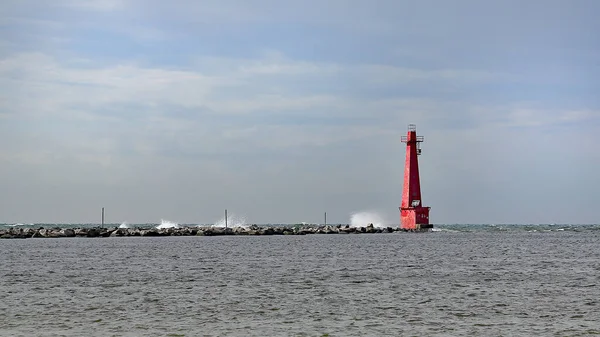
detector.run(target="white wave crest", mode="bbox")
[212,213,248,228]
[156,219,179,229]
[349,211,388,228]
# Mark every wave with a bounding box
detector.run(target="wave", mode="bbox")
[349,211,389,228]
[211,213,248,228]
[156,219,179,229]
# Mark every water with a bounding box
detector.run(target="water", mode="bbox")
[1,227,599,336]
[156,219,180,229]
[349,211,388,228]
[213,213,248,228]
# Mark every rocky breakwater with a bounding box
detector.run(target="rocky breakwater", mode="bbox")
[0,224,402,239]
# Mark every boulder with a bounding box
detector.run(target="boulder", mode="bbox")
[59,228,76,237]
[141,229,159,237]
[110,228,128,237]
[127,228,141,236]
[87,228,101,237]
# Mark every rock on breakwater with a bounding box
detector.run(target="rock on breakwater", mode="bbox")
[0,224,410,239]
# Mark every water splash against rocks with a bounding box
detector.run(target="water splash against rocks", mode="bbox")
[350,211,388,228]
[156,219,179,229]
[212,213,247,228]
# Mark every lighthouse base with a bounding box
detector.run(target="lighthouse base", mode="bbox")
[400,206,432,231]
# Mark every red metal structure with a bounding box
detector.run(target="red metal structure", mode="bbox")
[400,124,432,231]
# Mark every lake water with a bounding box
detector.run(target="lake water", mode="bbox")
[1,227,599,336]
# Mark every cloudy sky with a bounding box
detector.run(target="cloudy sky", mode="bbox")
[1,0,598,225]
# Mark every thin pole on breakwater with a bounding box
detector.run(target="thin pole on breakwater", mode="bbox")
[101,207,104,228]
[324,212,327,226]
[225,209,228,229]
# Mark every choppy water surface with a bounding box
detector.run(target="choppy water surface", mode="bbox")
[1,230,599,336]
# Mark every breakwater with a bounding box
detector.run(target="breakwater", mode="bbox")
[0,224,416,239]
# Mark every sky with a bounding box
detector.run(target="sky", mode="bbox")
[1,0,599,225]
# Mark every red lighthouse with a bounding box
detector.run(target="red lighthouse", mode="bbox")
[400,124,432,231]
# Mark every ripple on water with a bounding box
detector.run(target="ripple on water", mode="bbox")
[0,233,600,336]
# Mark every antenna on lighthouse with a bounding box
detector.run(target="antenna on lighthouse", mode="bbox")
[400,124,432,231]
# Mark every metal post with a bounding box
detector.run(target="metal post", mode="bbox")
[225,209,228,229]
[324,212,327,226]
[101,207,104,228]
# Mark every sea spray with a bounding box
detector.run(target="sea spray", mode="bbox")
[212,213,248,228]
[157,219,179,229]
[119,222,130,229]
[350,211,389,228]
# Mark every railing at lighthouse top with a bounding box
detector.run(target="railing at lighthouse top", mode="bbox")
[401,124,424,143]
[401,124,424,154]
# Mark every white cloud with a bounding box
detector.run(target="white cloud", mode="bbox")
[4,51,595,167]
[1,51,498,186]
[2,52,510,121]
[0,53,235,118]
[1,0,598,225]
[355,65,511,85]
[60,0,126,11]
[212,94,342,114]
[489,106,599,128]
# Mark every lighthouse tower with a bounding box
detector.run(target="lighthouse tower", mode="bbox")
[400,124,432,231]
